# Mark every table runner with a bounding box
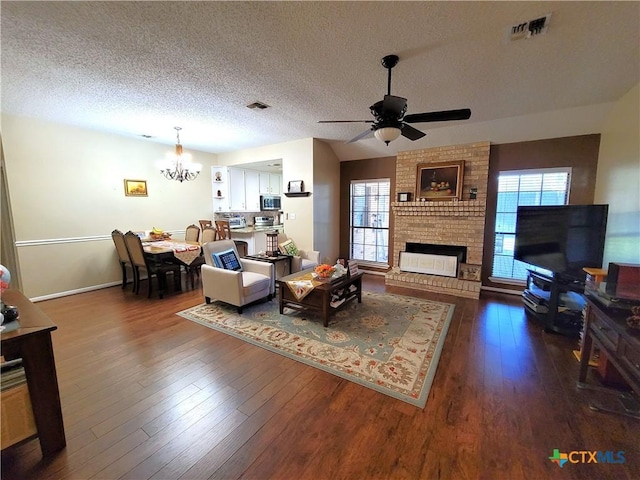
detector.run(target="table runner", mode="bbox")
[285,271,346,301]
[143,241,202,265]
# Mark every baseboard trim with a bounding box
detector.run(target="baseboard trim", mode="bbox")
[481,285,524,296]
[488,276,526,287]
[30,281,121,302]
[360,269,388,276]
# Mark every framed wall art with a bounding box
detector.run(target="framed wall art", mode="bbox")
[458,263,481,281]
[397,192,412,202]
[287,180,304,193]
[124,179,148,197]
[416,160,464,201]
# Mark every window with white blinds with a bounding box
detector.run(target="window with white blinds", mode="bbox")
[492,168,571,280]
[350,179,390,265]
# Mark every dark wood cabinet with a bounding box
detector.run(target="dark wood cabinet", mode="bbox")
[578,295,640,417]
[1,290,66,455]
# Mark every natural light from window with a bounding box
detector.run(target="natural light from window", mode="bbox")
[350,179,390,266]
[492,168,571,281]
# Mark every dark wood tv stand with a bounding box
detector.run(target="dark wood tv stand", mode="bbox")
[522,270,585,337]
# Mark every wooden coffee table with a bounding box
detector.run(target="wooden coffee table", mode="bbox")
[278,269,363,327]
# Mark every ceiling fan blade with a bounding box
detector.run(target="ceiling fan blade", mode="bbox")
[404,108,471,124]
[401,123,426,141]
[318,120,374,124]
[382,95,407,117]
[347,128,374,144]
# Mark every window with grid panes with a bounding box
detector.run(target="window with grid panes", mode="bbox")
[492,168,571,281]
[350,179,390,265]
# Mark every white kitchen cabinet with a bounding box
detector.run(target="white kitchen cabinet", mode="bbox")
[271,174,282,194]
[228,167,246,211]
[213,167,279,213]
[259,172,282,195]
[244,170,261,211]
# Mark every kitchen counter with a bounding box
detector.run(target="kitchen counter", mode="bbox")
[228,225,284,255]
[230,224,284,234]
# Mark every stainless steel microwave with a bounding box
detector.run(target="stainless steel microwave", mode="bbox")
[260,195,281,211]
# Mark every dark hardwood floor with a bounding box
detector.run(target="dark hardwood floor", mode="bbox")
[2,274,638,480]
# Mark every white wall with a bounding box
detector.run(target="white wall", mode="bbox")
[594,83,640,266]
[331,103,616,161]
[217,138,316,252]
[2,114,217,298]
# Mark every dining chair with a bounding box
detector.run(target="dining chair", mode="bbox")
[182,225,214,288]
[111,229,132,289]
[123,231,182,299]
[185,224,200,242]
[199,219,213,230]
[214,220,232,240]
[215,220,248,257]
[201,226,217,244]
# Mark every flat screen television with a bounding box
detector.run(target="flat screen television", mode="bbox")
[514,204,608,282]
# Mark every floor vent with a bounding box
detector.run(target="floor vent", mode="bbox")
[509,13,552,41]
[246,101,271,110]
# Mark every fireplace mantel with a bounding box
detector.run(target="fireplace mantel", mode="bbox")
[391,200,485,217]
[388,141,490,298]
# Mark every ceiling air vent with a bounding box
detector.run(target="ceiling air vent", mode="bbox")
[246,101,270,110]
[509,13,552,41]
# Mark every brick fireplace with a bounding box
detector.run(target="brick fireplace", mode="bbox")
[385,142,490,299]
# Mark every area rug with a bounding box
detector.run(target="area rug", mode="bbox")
[176,292,454,408]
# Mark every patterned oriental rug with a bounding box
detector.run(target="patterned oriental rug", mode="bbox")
[177,292,454,408]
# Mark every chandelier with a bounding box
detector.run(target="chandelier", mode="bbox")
[159,127,202,182]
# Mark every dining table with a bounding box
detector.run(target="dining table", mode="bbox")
[142,239,204,288]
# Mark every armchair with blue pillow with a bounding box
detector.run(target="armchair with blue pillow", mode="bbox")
[201,240,274,313]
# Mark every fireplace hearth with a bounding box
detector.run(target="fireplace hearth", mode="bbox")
[385,141,490,299]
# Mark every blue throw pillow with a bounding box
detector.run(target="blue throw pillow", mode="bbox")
[212,248,243,271]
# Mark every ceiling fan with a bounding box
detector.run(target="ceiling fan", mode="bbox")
[318,54,471,145]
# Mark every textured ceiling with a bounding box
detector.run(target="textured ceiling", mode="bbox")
[2,1,638,161]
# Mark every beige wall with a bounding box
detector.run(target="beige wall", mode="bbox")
[217,138,316,253]
[2,114,217,298]
[3,115,335,299]
[312,139,340,264]
[595,83,640,266]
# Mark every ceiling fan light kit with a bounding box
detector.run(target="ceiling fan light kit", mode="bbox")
[374,126,402,145]
[319,54,471,146]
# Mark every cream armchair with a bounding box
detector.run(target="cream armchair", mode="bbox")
[277,234,320,273]
[201,240,274,313]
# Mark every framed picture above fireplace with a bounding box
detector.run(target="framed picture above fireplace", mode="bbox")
[416,160,464,201]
